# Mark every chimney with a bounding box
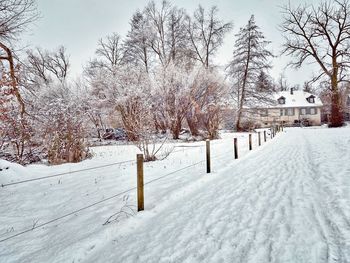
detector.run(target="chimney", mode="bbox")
[290,88,294,95]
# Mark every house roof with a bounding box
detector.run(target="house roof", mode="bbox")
[254,90,323,109]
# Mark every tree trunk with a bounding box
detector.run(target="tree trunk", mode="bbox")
[171,118,182,139]
[186,111,200,137]
[330,90,343,127]
[329,72,344,127]
[235,109,243,132]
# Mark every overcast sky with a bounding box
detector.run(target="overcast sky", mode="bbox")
[22,0,322,86]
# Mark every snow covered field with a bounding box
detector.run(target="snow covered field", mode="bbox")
[1,127,350,263]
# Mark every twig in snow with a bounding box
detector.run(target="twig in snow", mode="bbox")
[103,196,136,226]
[32,219,39,230]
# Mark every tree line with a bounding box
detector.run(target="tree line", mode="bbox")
[1,0,349,164]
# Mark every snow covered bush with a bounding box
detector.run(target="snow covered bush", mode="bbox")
[34,83,90,165]
[152,63,193,139]
[189,68,229,139]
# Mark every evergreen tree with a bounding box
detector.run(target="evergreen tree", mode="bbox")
[227,15,273,131]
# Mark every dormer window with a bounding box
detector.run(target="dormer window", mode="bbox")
[307,95,315,103]
[278,96,286,104]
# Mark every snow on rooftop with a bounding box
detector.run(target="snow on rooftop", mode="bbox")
[274,90,323,108]
[252,90,323,109]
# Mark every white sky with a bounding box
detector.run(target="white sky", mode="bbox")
[21,0,322,86]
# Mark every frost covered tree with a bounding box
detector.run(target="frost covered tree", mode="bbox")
[89,33,123,73]
[186,5,232,68]
[123,11,151,73]
[101,66,168,161]
[152,63,193,139]
[123,1,189,71]
[280,0,350,127]
[83,33,126,139]
[22,46,90,164]
[0,0,39,164]
[189,68,228,139]
[227,15,273,131]
[36,83,89,164]
[144,1,188,67]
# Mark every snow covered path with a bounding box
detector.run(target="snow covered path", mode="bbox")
[86,128,350,263]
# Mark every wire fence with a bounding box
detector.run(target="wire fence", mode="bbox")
[0,128,283,244]
[0,158,208,243]
[1,159,135,188]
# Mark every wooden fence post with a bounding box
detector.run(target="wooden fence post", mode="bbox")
[264,130,266,142]
[258,132,261,146]
[206,139,211,173]
[234,138,238,159]
[137,154,144,212]
[271,127,273,139]
[281,124,284,131]
[249,134,252,151]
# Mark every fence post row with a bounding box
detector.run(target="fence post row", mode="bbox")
[258,132,261,146]
[234,138,238,159]
[137,154,144,212]
[249,134,252,151]
[206,139,211,173]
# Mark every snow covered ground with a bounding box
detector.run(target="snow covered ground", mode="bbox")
[1,127,350,263]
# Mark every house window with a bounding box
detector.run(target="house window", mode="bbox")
[310,108,317,115]
[280,109,284,116]
[285,108,295,116]
[300,108,306,115]
[307,95,315,103]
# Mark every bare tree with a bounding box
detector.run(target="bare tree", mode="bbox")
[0,42,25,117]
[124,1,189,71]
[144,0,189,67]
[94,33,123,72]
[280,0,350,127]
[26,47,51,85]
[0,0,39,41]
[227,15,273,131]
[186,5,232,68]
[45,46,70,82]
[25,46,70,86]
[0,0,38,164]
[0,0,39,113]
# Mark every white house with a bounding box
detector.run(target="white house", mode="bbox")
[249,89,323,127]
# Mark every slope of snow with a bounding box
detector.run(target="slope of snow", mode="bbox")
[0,131,267,262]
[1,127,350,262]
